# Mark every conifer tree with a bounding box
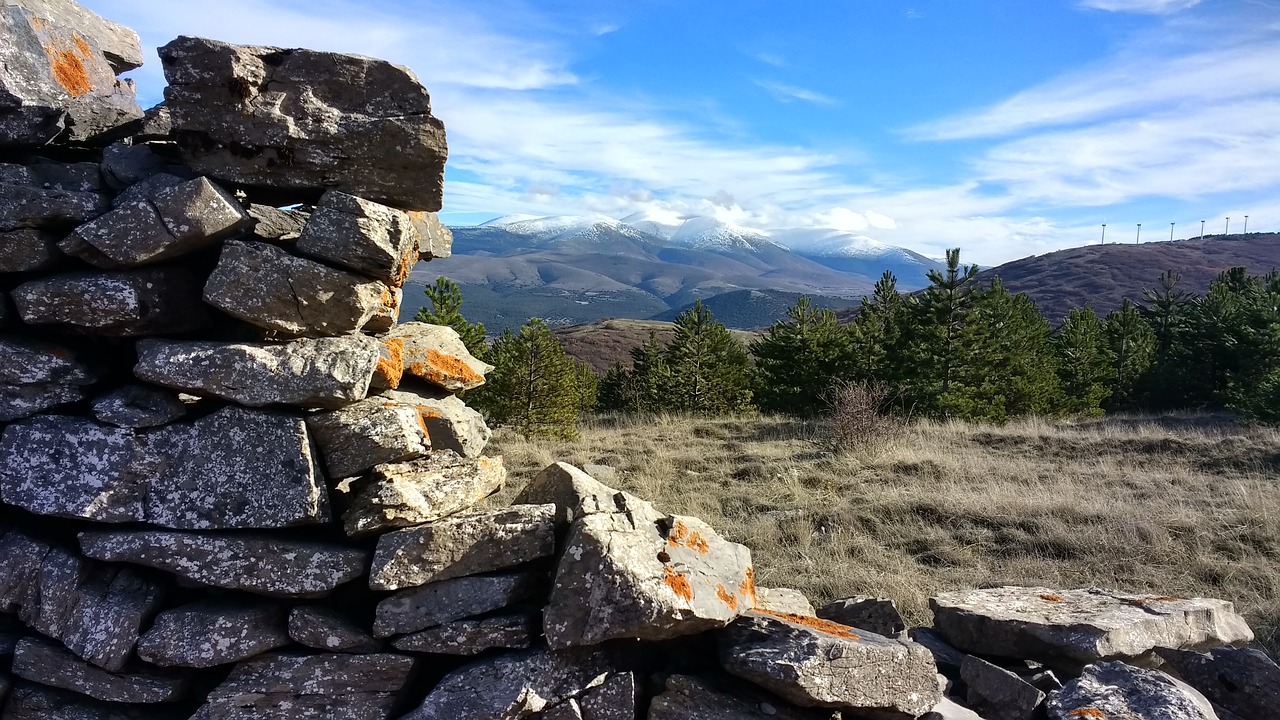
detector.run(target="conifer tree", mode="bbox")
[1055,306,1113,416]
[750,296,855,416]
[1139,269,1194,408]
[597,363,630,412]
[571,359,600,414]
[414,276,488,359]
[666,300,753,415]
[623,332,672,413]
[849,271,906,386]
[903,248,979,416]
[1103,299,1156,411]
[480,318,580,440]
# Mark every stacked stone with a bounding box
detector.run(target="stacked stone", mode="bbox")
[2,3,1275,720]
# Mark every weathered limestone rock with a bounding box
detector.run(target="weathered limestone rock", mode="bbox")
[91,384,185,428]
[288,606,382,653]
[909,628,967,673]
[513,461,655,527]
[0,228,62,271]
[756,588,816,617]
[391,611,538,655]
[100,142,169,189]
[135,335,381,408]
[382,387,492,458]
[1157,645,1280,720]
[648,674,837,720]
[296,190,421,285]
[409,211,452,259]
[203,240,391,336]
[541,700,583,720]
[80,530,368,598]
[247,203,308,242]
[817,596,906,637]
[0,160,109,230]
[11,636,188,704]
[544,506,755,649]
[191,652,416,720]
[0,382,83,420]
[343,453,506,537]
[0,335,97,420]
[0,1,142,146]
[0,407,330,530]
[0,530,163,672]
[930,587,1255,666]
[402,647,622,720]
[0,681,175,720]
[159,35,447,211]
[959,655,1045,720]
[373,570,543,638]
[3,0,144,73]
[370,337,406,391]
[111,171,183,208]
[63,178,248,267]
[12,267,208,335]
[369,504,557,591]
[386,323,491,392]
[136,601,291,668]
[719,611,941,717]
[363,285,401,333]
[578,672,639,720]
[1046,661,1220,720]
[305,396,432,479]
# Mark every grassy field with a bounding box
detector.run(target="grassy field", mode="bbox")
[482,412,1280,656]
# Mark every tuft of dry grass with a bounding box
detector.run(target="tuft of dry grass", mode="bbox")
[483,411,1280,656]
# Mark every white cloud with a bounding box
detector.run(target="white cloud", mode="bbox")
[755,52,788,67]
[751,79,837,105]
[1079,0,1201,13]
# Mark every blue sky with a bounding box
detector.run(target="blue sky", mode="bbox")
[93,0,1280,264]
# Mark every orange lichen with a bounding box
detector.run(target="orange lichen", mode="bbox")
[663,566,693,602]
[1039,594,1066,603]
[716,584,738,611]
[1067,710,1105,719]
[757,610,861,640]
[410,349,484,387]
[739,567,758,608]
[391,245,420,288]
[667,521,688,548]
[72,33,93,58]
[375,339,405,390]
[44,42,93,96]
[685,531,709,555]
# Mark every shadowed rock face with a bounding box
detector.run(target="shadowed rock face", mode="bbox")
[158,35,447,211]
[1046,661,1219,720]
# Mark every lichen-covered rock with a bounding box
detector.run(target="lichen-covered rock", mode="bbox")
[409,211,452,259]
[11,636,189,704]
[960,655,1045,720]
[368,504,556,591]
[6,0,144,73]
[756,588,815,618]
[381,387,492,458]
[1046,661,1220,720]
[135,335,381,409]
[288,606,382,653]
[203,240,391,337]
[0,530,163,672]
[0,335,97,420]
[343,453,506,537]
[0,228,62,271]
[159,35,447,211]
[817,596,906,637]
[513,461,655,527]
[305,395,432,479]
[0,407,330,529]
[136,601,291,668]
[1,160,110,231]
[1156,645,1280,720]
[363,285,402,333]
[0,1,143,147]
[296,190,421,285]
[80,530,368,598]
[111,171,184,208]
[930,587,1255,666]
[0,681,175,720]
[718,611,940,717]
[247,203,308,242]
[385,323,491,392]
[100,142,171,189]
[908,628,967,674]
[648,674,837,720]
[544,505,755,649]
[91,384,185,428]
[391,612,539,655]
[373,570,543,638]
[402,647,624,720]
[11,267,208,335]
[190,652,416,720]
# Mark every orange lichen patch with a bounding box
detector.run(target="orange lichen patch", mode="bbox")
[667,521,689,548]
[739,567,758,608]
[1039,594,1066,603]
[716,584,738,611]
[72,33,93,58]
[411,349,484,387]
[44,41,93,96]
[757,610,861,641]
[685,531,709,555]
[375,339,405,390]
[391,245,420,288]
[1067,710,1105,719]
[663,566,693,602]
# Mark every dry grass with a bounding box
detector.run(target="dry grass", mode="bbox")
[483,411,1280,656]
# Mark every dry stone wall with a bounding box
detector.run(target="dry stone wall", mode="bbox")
[1,2,1277,719]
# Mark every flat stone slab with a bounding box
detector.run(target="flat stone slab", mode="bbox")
[369,504,556,591]
[0,335,98,420]
[296,190,421,285]
[0,530,163,672]
[190,652,416,720]
[1157,645,1280,720]
[390,612,538,655]
[203,240,391,337]
[0,228,62,271]
[648,674,837,720]
[248,203,308,242]
[512,461,656,527]
[91,384,186,428]
[1046,661,1219,720]
[136,600,291,668]
[719,611,940,717]
[373,570,543,638]
[135,335,381,409]
[0,681,176,720]
[381,388,492,459]
[960,655,1045,720]
[817,596,906,637]
[410,211,452,259]
[11,636,189,704]
[343,452,506,537]
[11,268,208,335]
[288,606,382,653]
[0,161,109,231]
[0,407,330,530]
[756,587,815,617]
[385,323,491,392]
[80,530,369,598]
[930,587,1255,665]
[305,395,433,479]
[160,35,447,211]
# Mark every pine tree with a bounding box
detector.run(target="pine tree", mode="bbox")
[480,318,580,440]
[750,296,855,416]
[849,271,906,386]
[597,363,630,412]
[903,248,979,416]
[1103,299,1156,411]
[1055,306,1113,416]
[624,332,672,413]
[1139,270,1193,408]
[414,276,488,358]
[571,360,600,414]
[666,300,754,415]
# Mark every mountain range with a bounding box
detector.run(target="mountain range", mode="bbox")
[404,213,944,331]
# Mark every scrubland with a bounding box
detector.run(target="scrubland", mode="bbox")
[485,412,1280,655]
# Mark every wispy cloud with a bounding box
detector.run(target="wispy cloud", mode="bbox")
[1079,0,1201,14]
[755,52,788,67]
[752,79,837,105]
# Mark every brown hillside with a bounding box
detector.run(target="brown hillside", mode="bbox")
[554,318,759,374]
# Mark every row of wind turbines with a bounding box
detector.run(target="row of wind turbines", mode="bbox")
[1101,216,1250,244]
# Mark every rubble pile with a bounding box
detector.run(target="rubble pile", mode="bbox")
[1,2,1275,719]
